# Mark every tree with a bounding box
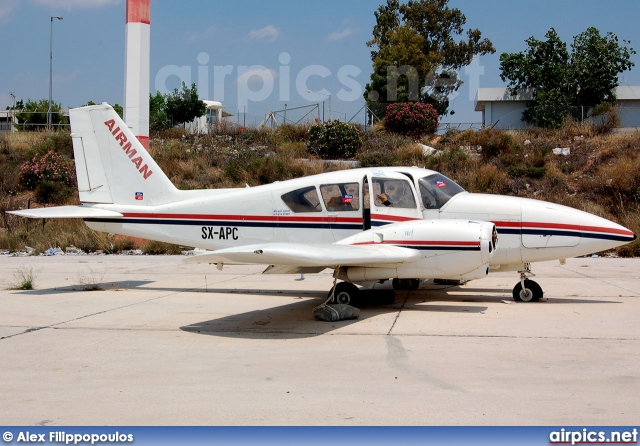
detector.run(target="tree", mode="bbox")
[165,82,206,127]
[571,27,636,107]
[83,101,123,118]
[365,0,495,118]
[500,27,635,128]
[14,99,65,131]
[6,99,24,111]
[113,104,124,118]
[149,91,170,131]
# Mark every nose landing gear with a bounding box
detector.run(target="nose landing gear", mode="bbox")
[513,263,544,302]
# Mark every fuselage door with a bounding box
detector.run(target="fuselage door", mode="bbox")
[369,172,423,227]
[363,176,371,230]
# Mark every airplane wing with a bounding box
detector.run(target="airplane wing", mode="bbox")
[184,243,422,267]
[7,206,123,219]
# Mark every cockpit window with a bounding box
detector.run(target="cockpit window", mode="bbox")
[418,173,466,209]
[372,177,417,209]
[281,186,322,213]
[320,183,360,212]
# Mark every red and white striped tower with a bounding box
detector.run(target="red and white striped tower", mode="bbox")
[124,0,150,150]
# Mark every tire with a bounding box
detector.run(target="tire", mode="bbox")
[392,279,421,291]
[513,279,544,302]
[331,282,360,306]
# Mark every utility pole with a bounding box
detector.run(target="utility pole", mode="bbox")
[308,90,331,122]
[48,16,63,131]
[10,93,16,133]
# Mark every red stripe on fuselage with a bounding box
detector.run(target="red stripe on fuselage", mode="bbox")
[122,213,362,223]
[353,240,480,247]
[370,213,420,222]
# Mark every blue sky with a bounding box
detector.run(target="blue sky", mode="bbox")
[1,0,639,125]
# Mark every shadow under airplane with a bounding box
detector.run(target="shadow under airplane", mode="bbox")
[179,283,621,340]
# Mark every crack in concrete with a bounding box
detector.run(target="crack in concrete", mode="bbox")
[2,323,638,341]
[387,292,410,336]
[1,291,195,341]
[1,272,259,341]
[559,265,640,297]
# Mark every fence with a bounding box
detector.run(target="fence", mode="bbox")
[0,111,70,133]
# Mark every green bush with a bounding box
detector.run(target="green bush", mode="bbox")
[384,102,439,139]
[34,180,74,204]
[33,132,73,158]
[307,120,362,159]
[506,165,546,179]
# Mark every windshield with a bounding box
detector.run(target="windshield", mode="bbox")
[418,174,466,209]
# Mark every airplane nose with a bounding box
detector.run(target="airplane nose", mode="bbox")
[579,211,636,249]
[519,197,635,254]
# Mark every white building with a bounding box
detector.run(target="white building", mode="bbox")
[0,110,18,133]
[186,100,224,134]
[475,86,640,130]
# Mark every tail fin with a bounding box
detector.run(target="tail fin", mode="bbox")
[70,103,179,206]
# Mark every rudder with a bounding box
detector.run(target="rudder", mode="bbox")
[70,103,179,206]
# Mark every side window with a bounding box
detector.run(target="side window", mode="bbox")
[372,178,417,209]
[320,183,360,212]
[281,186,322,213]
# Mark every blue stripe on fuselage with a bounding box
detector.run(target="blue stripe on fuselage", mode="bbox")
[497,228,634,242]
[84,217,363,230]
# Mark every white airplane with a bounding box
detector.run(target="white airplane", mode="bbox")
[10,103,636,305]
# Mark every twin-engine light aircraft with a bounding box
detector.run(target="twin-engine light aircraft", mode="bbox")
[10,104,636,305]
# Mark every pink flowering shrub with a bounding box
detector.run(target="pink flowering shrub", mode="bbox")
[19,150,74,194]
[384,102,439,139]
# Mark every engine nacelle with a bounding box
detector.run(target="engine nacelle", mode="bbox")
[334,219,497,282]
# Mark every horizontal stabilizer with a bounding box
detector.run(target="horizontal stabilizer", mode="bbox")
[184,242,422,267]
[7,206,123,219]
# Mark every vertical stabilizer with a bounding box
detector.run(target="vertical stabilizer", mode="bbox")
[70,103,179,206]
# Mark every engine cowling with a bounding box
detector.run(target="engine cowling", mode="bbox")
[334,219,497,283]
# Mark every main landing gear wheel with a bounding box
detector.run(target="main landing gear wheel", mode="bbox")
[513,279,544,302]
[330,282,360,306]
[392,278,420,291]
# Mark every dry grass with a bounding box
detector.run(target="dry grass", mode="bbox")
[78,266,107,291]
[1,124,639,256]
[0,216,110,253]
[394,144,430,166]
[7,266,39,290]
[140,240,185,255]
[4,132,50,152]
